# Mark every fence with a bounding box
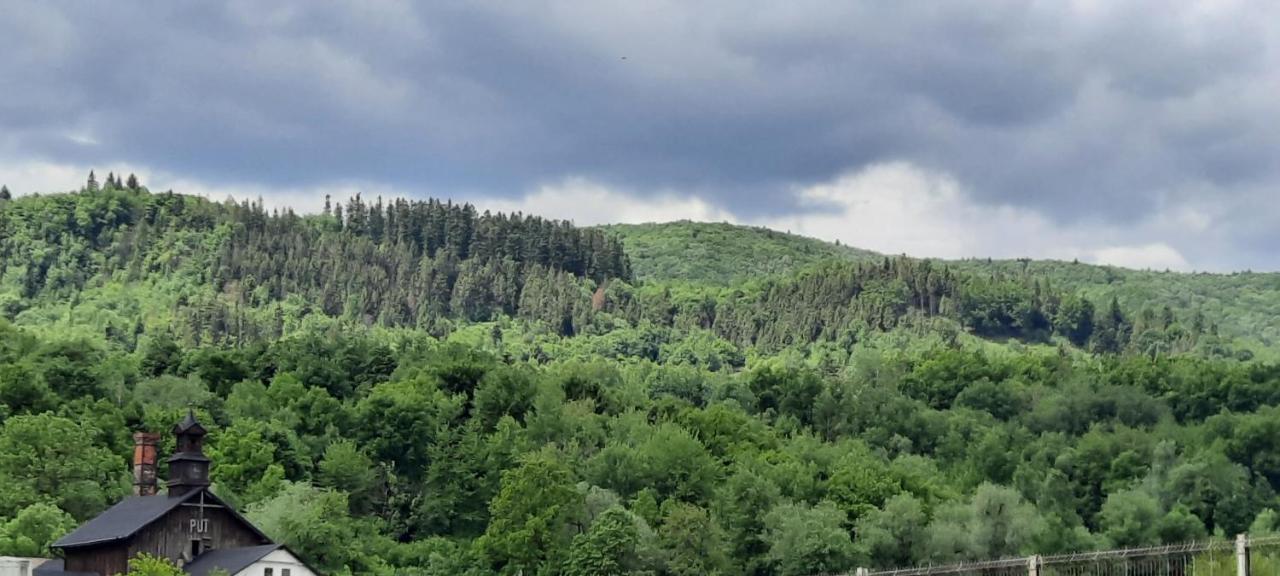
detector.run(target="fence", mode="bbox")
[846,534,1280,576]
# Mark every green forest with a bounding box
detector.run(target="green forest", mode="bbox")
[6,176,1280,575]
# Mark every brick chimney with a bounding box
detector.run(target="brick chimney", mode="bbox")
[132,432,161,496]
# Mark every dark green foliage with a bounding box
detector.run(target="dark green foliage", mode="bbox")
[4,189,1280,574]
[477,448,584,574]
[563,506,642,576]
[0,187,629,343]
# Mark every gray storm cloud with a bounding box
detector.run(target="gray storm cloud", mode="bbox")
[1,0,1278,269]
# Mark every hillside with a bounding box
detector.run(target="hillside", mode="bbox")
[601,221,880,284]
[948,258,1280,355]
[608,220,1280,359]
[0,185,1194,358]
[4,184,1280,575]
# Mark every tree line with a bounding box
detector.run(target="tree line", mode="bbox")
[2,319,1280,574]
[0,181,1272,575]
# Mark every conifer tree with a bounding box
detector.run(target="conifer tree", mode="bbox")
[126,173,140,190]
[86,171,99,192]
[0,185,10,201]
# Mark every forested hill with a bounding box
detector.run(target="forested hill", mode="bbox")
[601,221,879,284]
[1,183,1240,361]
[8,180,1280,575]
[607,220,1280,359]
[0,179,629,343]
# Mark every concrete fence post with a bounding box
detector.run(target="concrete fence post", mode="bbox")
[1028,554,1041,576]
[1237,533,1250,576]
[855,568,869,576]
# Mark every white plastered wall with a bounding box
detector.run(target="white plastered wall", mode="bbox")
[233,550,316,576]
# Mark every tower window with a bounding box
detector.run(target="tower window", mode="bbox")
[282,570,292,576]
[264,569,274,576]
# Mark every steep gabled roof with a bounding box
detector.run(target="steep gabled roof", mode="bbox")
[183,545,281,576]
[53,489,270,549]
[54,492,195,548]
[174,410,206,435]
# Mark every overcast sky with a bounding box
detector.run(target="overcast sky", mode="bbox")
[3,0,1278,271]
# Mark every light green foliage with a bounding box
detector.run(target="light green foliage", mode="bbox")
[478,448,584,575]
[473,366,537,429]
[132,375,212,409]
[356,375,466,480]
[658,500,729,576]
[0,362,55,414]
[1157,504,1208,543]
[919,484,1044,562]
[207,419,298,506]
[763,500,858,576]
[603,221,878,284]
[1251,509,1280,535]
[1100,489,1162,547]
[968,483,1043,558]
[0,413,128,521]
[247,482,370,574]
[827,448,902,522]
[5,189,1280,574]
[924,502,980,563]
[714,462,782,574]
[637,424,719,504]
[124,554,184,576]
[564,506,642,576]
[857,493,928,569]
[317,440,380,514]
[0,502,76,556]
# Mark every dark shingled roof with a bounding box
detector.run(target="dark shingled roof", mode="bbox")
[183,545,281,576]
[174,410,206,435]
[32,560,97,576]
[53,491,198,548]
[53,489,270,550]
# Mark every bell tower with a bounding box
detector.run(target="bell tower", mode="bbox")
[167,410,211,497]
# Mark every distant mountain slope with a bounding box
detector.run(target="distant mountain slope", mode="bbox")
[948,258,1280,353]
[0,185,629,344]
[1,187,1271,359]
[606,220,1280,357]
[601,221,880,284]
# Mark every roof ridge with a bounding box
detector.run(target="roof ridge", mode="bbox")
[53,489,270,550]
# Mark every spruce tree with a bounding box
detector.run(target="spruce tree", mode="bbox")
[126,173,140,190]
[0,185,10,200]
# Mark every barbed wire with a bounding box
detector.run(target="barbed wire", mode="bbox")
[826,534,1280,576]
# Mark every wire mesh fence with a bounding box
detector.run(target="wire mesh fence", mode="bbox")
[841,534,1280,576]
[1039,539,1235,576]
[1245,536,1280,574]
[859,557,1031,576]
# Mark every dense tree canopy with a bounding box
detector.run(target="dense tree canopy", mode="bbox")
[3,184,1280,573]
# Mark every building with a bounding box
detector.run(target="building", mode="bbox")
[25,412,317,576]
[0,558,51,576]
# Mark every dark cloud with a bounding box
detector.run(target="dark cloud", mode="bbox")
[2,0,1279,265]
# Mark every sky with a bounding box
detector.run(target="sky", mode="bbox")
[2,0,1278,272]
